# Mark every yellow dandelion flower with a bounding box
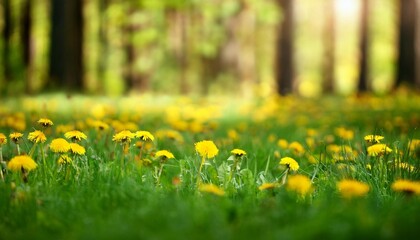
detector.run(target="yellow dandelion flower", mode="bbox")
[335,127,354,140]
[277,139,289,149]
[65,130,87,141]
[28,130,47,143]
[195,140,219,158]
[364,135,384,144]
[7,155,37,172]
[57,154,72,164]
[9,132,23,143]
[408,139,420,154]
[258,182,277,191]
[286,174,312,196]
[199,183,225,196]
[50,138,71,153]
[69,143,86,155]
[155,150,175,159]
[112,130,134,143]
[135,131,155,141]
[279,157,299,171]
[92,120,109,131]
[231,148,246,157]
[0,133,7,145]
[337,179,370,198]
[227,129,239,141]
[391,179,420,195]
[288,141,305,155]
[38,118,53,127]
[367,144,392,156]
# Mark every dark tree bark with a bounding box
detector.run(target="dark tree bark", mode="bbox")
[416,0,420,89]
[3,0,12,83]
[123,5,148,93]
[396,0,417,88]
[21,0,33,93]
[323,0,335,94]
[49,0,84,91]
[357,0,370,93]
[276,0,294,96]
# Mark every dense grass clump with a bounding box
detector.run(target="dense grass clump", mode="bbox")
[0,94,419,239]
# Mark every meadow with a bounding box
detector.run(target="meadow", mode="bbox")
[0,93,419,239]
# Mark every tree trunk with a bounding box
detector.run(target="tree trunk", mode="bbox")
[3,0,12,84]
[395,0,416,88]
[323,0,335,94]
[415,0,420,90]
[123,5,149,93]
[21,0,33,94]
[276,0,294,96]
[49,0,84,92]
[357,0,370,93]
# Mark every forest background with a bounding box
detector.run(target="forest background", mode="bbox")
[0,0,419,97]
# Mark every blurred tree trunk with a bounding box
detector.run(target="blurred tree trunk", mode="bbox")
[2,0,12,83]
[21,0,34,94]
[97,0,109,94]
[416,0,420,89]
[49,0,84,91]
[357,0,369,93]
[395,0,417,88]
[276,0,294,96]
[322,0,335,94]
[123,6,149,93]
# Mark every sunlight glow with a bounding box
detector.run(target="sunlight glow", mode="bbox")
[335,0,360,18]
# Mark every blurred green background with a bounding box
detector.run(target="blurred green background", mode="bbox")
[0,0,418,97]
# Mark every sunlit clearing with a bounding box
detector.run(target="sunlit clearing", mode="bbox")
[335,0,360,18]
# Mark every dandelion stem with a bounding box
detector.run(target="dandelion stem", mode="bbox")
[281,168,289,185]
[197,156,206,185]
[0,147,4,181]
[157,163,164,185]
[229,158,238,184]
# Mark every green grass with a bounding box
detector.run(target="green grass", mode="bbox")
[0,94,420,239]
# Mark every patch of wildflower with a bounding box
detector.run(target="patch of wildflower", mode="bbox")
[231,148,246,157]
[112,130,134,143]
[155,150,175,160]
[199,183,225,196]
[195,140,219,159]
[8,155,37,172]
[0,133,7,145]
[28,130,47,143]
[286,174,312,196]
[65,130,87,142]
[279,157,299,171]
[258,182,277,191]
[38,118,53,128]
[69,143,86,155]
[9,132,23,143]
[288,141,305,155]
[391,179,420,195]
[367,144,392,157]
[50,138,71,153]
[337,179,370,199]
[364,135,384,144]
